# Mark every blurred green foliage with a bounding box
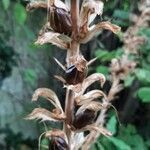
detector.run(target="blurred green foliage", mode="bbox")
[14,3,27,25]
[92,116,149,150]
[0,27,17,81]
[0,0,48,149]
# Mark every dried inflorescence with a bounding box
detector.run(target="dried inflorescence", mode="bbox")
[26,0,121,149]
[107,0,150,102]
[123,0,150,54]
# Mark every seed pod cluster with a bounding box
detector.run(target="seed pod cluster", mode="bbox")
[49,6,72,35]
[73,109,96,129]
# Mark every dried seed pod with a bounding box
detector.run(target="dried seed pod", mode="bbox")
[49,136,69,150]
[65,55,87,85]
[49,6,72,35]
[73,109,96,129]
[65,65,87,85]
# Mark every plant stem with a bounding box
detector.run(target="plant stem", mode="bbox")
[71,0,79,40]
[64,0,79,147]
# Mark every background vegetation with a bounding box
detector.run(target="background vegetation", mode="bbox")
[0,0,149,150]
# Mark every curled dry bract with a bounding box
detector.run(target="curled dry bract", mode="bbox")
[26,108,66,122]
[35,32,69,49]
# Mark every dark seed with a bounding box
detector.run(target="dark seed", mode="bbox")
[73,109,96,129]
[65,65,86,85]
[49,7,72,35]
[49,136,69,150]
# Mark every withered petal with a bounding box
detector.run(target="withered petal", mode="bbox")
[35,32,68,49]
[80,73,106,95]
[32,88,63,112]
[80,21,121,43]
[26,108,66,122]
[26,1,47,11]
[76,101,104,116]
[79,0,104,29]
[75,89,107,105]
[82,125,112,137]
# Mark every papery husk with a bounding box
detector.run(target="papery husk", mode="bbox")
[75,89,106,105]
[80,73,106,94]
[26,108,66,122]
[76,101,104,116]
[68,73,105,93]
[80,21,121,43]
[76,124,112,137]
[35,32,69,49]
[79,0,104,32]
[26,1,47,11]
[32,88,63,112]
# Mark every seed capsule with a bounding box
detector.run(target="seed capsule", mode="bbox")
[65,65,87,85]
[49,136,69,150]
[49,6,72,35]
[73,109,96,129]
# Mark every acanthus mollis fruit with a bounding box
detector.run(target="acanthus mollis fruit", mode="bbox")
[49,136,69,150]
[72,109,96,129]
[65,65,86,85]
[65,55,87,85]
[48,3,72,35]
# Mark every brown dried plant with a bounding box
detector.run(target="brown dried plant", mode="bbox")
[109,0,150,100]
[26,0,121,149]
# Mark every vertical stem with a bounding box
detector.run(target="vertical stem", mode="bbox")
[66,0,80,66]
[64,0,80,148]
[71,0,79,39]
[64,89,74,147]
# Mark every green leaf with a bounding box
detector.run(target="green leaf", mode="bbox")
[96,65,109,76]
[108,137,131,150]
[113,9,129,20]
[131,135,148,150]
[107,115,117,134]
[137,87,150,103]
[95,50,108,58]
[2,0,10,10]
[135,69,150,83]
[96,142,105,150]
[126,124,137,134]
[95,50,116,62]
[14,3,27,25]
[41,138,49,149]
